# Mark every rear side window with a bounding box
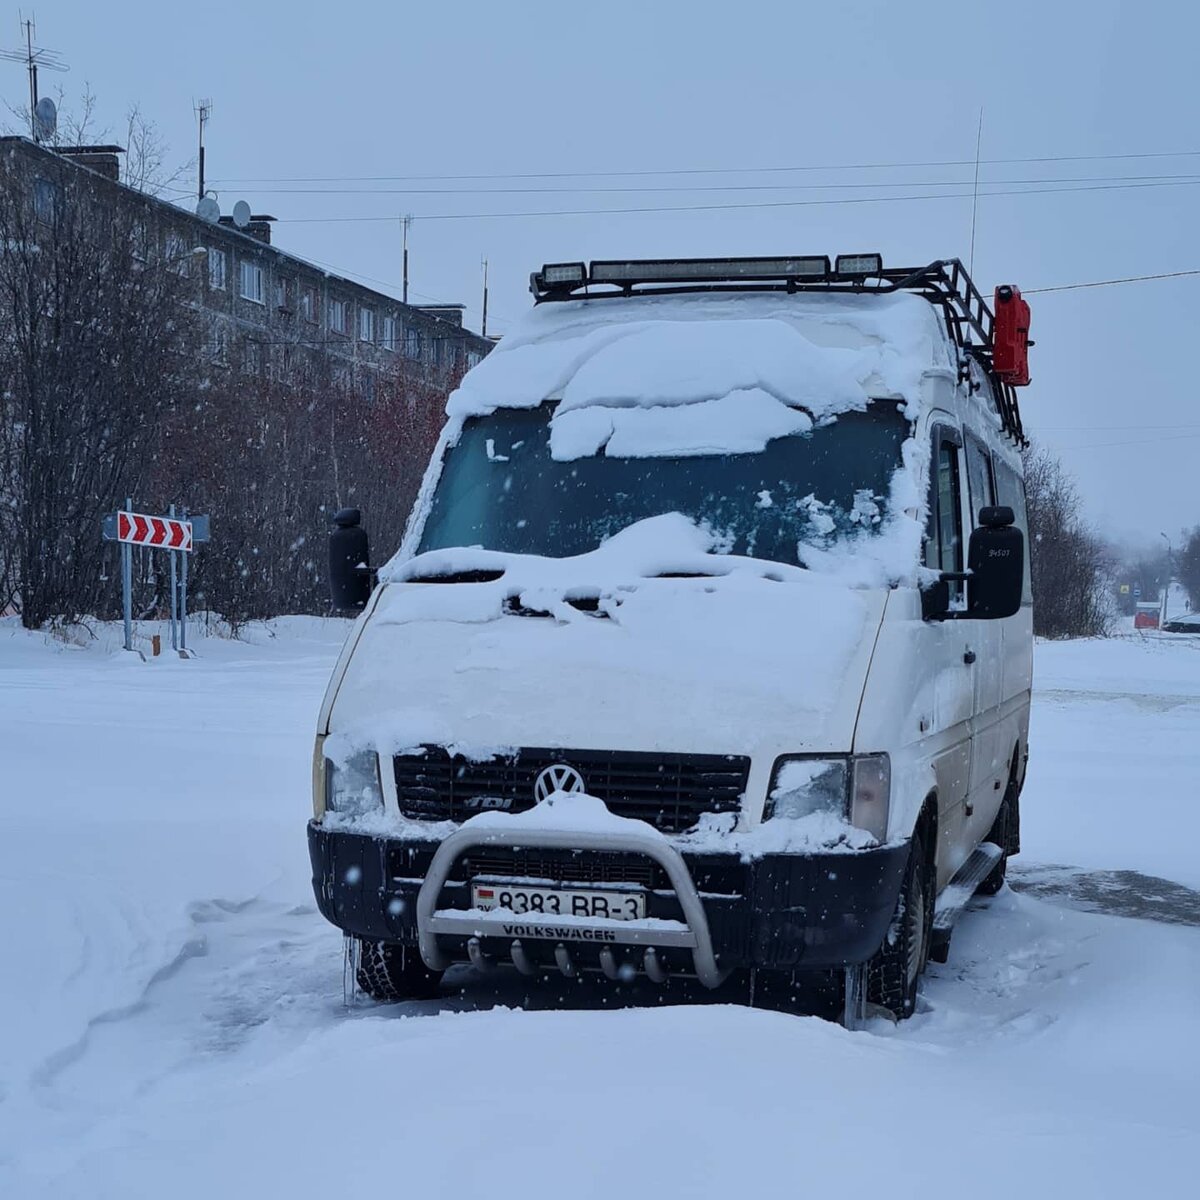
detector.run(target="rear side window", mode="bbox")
[965,435,996,525]
[926,430,964,602]
[993,456,1032,605]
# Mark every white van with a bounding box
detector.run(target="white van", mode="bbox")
[311,255,1033,1022]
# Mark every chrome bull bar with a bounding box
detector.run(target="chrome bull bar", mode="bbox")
[415,823,730,989]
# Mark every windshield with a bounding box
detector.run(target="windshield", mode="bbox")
[417,402,911,567]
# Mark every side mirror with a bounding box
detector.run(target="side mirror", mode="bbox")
[329,507,372,613]
[920,577,951,621]
[965,506,1023,619]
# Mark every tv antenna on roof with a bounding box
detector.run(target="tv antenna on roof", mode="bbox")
[0,17,69,142]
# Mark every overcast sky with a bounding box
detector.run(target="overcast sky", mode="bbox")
[11,0,1199,544]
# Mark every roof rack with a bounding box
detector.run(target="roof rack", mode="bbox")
[530,255,1028,445]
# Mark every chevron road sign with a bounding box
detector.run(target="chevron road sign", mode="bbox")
[116,509,192,551]
[102,505,211,657]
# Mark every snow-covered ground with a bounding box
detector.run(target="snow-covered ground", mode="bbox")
[2,618,1198,1198]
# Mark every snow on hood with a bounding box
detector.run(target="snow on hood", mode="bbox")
[446,289,951,462]
[329,514,887,766]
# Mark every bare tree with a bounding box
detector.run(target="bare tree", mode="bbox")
[1022,446,1111,638]
[147,348,458,626]
[0,142,201,627]
[1179,527,1200,612]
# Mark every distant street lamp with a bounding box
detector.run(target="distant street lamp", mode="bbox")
[1160,533,1172,626]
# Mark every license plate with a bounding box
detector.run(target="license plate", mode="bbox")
[471,882,646,922]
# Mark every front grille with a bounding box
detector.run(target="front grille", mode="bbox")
[463,848,660,888]
[393,746,749,834]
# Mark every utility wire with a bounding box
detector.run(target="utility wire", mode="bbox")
[211,172,1200,197]
[1022,269,1200,294]
[273,177,1200,225]
[208,148,1200,185]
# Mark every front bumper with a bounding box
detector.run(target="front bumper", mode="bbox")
[308,820,908,982]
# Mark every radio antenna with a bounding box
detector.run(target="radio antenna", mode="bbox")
[195,99,212,203]
[968,106,984,277]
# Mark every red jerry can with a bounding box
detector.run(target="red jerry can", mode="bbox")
[993,285,1032,387]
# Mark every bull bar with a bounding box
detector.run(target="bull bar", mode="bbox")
[415,821,731,989]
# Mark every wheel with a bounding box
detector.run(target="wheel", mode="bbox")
[867,828,933,1020]
[976,771,1018,897]
[355,938,443,1002]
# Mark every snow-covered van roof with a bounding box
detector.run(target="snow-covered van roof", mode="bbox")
[447,289,954,461]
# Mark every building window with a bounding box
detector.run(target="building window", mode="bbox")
[208,248,227,290]
[275,277,291,311]
[33,177,61,222]
[131,219,149,262]
[166,231,190,275]
[358,306,375,343]
[244,340,263,376]
[329,298,348,335]
[300,286,317,323]
[207,321,227,363]
[382,315,398,351]
[404,327,422,360]
[466,349,482,370]
[239,260,265,304]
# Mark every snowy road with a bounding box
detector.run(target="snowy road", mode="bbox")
[2,620,1199,1198]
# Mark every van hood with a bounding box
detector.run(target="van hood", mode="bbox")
[325,515,885,764]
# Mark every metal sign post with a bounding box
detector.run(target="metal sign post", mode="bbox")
[180,508,189,654]
[168,503,179,652]
[103,504,210,659]
[122,495,133,653]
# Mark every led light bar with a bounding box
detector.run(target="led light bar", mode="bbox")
[589,256,831,285]
[835,253,884,278]
[540,261,587,287]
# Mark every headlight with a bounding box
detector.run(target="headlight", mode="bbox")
[765,753,891,841]
[325,749,385,816]
[765,758,849,821]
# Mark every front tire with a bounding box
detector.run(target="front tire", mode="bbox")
[355,939,443,1002]
[867,829,933,1020]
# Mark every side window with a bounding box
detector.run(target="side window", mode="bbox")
[925,430,965,603]
[993,457,1032,605]
[965,435,996,525]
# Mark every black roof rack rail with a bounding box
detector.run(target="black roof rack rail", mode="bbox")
[529,256,1028,446]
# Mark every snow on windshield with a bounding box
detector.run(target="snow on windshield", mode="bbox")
[396,289,952,586]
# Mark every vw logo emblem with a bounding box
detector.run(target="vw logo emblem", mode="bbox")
[533,763,586,803]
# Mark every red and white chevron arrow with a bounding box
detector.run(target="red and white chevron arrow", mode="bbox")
[117,510,193,552]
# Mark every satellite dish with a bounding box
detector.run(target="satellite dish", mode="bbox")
[196,196,221,224]
[231,200,251,229]
[33,96,57,142]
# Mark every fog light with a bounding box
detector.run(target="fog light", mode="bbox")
[835,253,883,278]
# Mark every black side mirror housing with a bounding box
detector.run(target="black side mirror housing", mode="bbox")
[965,506,1023,619]
[922,506,1024,621]
[329,507,372,613]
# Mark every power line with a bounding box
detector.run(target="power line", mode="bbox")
[206,172,1200,197]
[1055,431,1200,451]
[207,148,1200,186]
[272,177,1200,225]
[1023,269,1200,294]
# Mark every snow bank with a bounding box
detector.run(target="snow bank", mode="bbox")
[5,622,1200,1198]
